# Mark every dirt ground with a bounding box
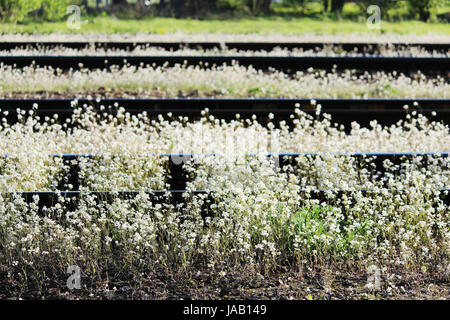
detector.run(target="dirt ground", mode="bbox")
[1,268,448,300]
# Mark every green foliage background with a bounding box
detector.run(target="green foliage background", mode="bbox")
[0,0,82,22]
[0,0,41,22]
[0,0,448,24]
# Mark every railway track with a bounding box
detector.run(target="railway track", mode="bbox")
[1,36,448,296]
[2,98,449,127]
[1,41,449,52]
[1,55,448,73]
[1,47,449,209]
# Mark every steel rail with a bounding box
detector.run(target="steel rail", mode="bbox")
[0,41,449,52]
[4,189,449,211]
[1,98,449,127]
[0,55,448,73]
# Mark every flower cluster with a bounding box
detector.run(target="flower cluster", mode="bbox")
[0,64,447,98]
[0,28,448,294]
[2,44,447,57]
[0,105,448,287]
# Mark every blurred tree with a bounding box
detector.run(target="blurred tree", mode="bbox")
[330,0,345,14]
[111,0,128,6]
[1,0,447,22]
[40,0,83,20]
[160,0,218,17]
[0,0,41,22]
[247,0,272,15]
[217,0,249,13]
[407,0,441,21]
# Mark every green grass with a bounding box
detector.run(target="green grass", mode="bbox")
[2,16,449,34]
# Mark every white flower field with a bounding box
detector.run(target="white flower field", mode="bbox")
[0,33,448,300]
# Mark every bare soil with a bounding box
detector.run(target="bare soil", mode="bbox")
[1,268,448,300]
